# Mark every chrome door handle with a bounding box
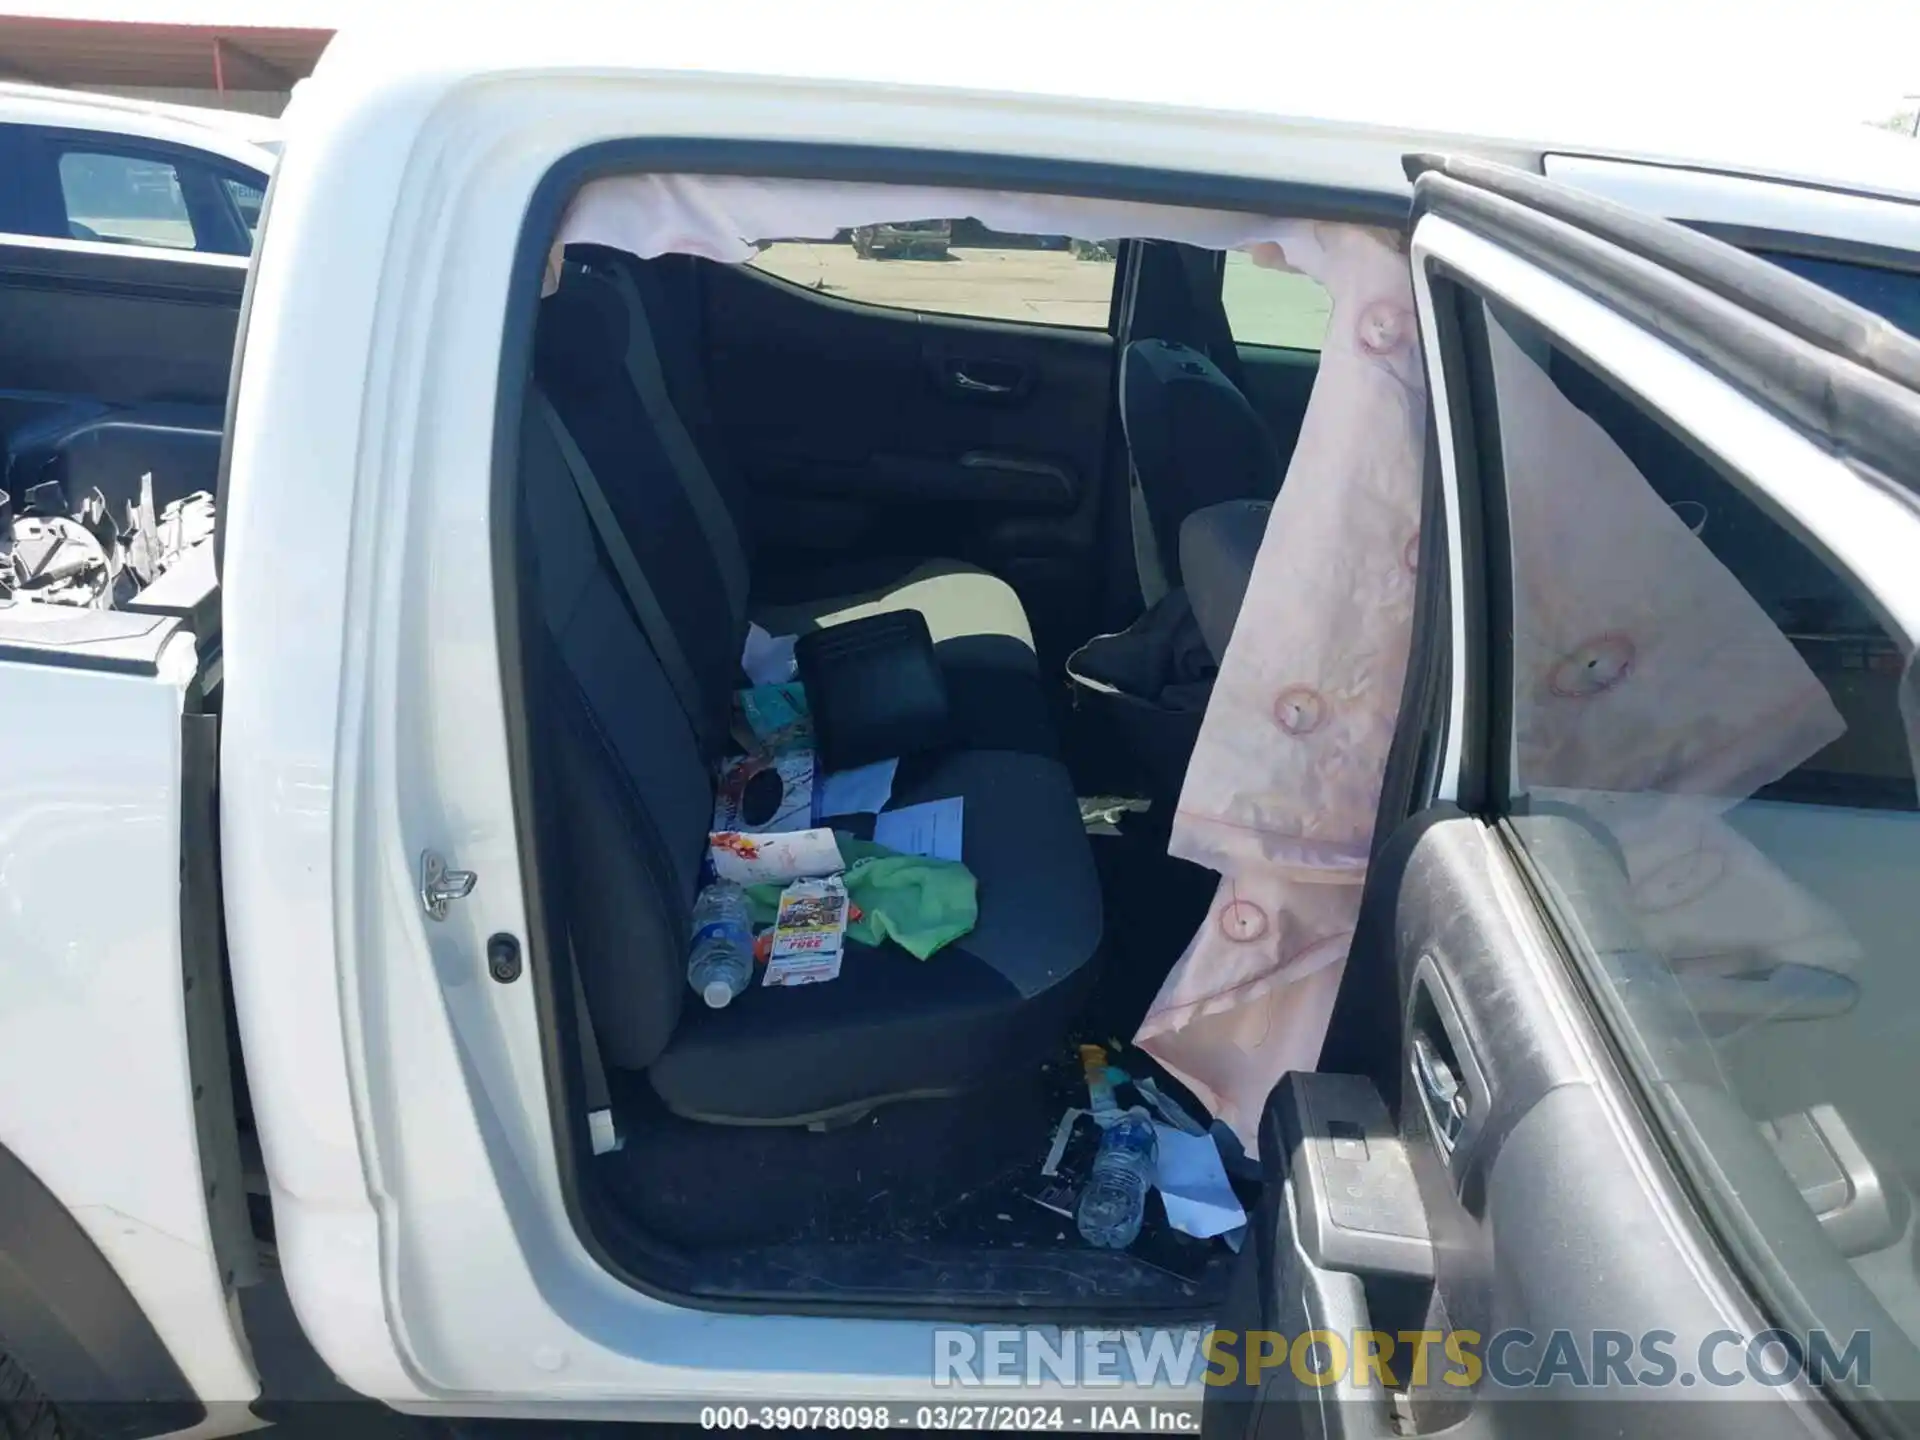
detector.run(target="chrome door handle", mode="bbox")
[1412,1032,1469,1154]
[952,369,1014,395]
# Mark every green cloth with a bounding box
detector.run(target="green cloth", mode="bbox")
[744,835,978,960]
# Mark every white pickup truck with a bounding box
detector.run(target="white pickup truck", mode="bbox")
[5,16,1920,1440]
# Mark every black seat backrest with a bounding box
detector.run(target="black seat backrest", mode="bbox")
[1179,498,1271,664]
[518,254,763,1073]
[534,261,746,754]
[567,247,755,562]
[517,384,714,1071]
[1119,338,1281,591]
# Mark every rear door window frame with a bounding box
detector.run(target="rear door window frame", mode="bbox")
[31,126,257,255]
[1413,197,1920,1423]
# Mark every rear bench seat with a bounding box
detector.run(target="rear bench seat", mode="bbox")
[585,247,1057,757]
[517,250,1103,1124]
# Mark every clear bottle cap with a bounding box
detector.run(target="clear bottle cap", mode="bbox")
[703,980,735,1008]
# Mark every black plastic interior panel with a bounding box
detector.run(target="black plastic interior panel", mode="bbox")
[1204,1074,1420,1440]
[1274,1072,1431,1283]
[0,243,241,407]
[7,404,224,512]
[0,243,241,524]
[696,259,1114,666]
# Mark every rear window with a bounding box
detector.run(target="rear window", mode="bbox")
[1757,250,1920,339]
[58,150,194,250]
[745,221,1117,328]
[1221,249,1333,351]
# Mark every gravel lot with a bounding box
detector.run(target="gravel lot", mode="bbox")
[750,240,1331,348]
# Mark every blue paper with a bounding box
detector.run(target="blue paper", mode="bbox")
[873,796,964,861]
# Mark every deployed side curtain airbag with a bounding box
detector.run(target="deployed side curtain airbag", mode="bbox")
[557,176,1326,271]
[1135,226,1428,1150]
[1141,251,1850,1154]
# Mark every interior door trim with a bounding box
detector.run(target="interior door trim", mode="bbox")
[1408,204,1920,1425]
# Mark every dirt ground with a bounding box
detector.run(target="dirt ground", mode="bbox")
[750,241,1332,348]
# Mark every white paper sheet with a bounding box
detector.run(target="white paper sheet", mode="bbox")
[1041,1107,1086,1178]
[1152,1124,1247,1240]
[741,623,797,685]
[1136,1076,1209,1136]
[708,827,844,884]
[818,757,898,817]
[873,796,964,861]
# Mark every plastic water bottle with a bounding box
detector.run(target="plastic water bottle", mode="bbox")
[687,881,753,1008]
[1077,1108,1157,1249]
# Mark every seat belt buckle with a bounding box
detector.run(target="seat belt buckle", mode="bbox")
[588,1108,623,1156]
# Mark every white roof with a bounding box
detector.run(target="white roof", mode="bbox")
[0,82,278,173]
[302,2,1920,205]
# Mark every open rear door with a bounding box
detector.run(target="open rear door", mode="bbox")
[1206,156,1920,1440]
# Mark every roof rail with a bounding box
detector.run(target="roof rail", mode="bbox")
[1406,151,1920,394]
[1406,151,1920,501]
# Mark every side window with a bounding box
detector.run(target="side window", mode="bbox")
[744,221,1117,328]
[1473,294,1920,1361]
[57,150,195,250]
[1222,250,1333,351]
[222,175,265,243]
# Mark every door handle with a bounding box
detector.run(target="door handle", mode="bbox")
[1407,956,1489,1181]
[934,356,1030,401]
[1680,961,1859,1027]
[952,368,1014,395]
[1411,1031,1469,1155]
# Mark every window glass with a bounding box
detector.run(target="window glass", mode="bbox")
[57,151,195,249]
[1756,249,1920,340]
[1478,294,1920,1371]
[222,175,265,242]
[744,221,1116,327]
[1221,249,1332,350]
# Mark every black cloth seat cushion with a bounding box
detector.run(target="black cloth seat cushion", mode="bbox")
[649,749,1104,1123]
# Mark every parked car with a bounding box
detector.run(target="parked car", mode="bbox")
[850,217,951,258]
[0,83,274,255]
[2,18,1920,1440]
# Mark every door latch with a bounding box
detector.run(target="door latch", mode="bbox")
[419,850,476,922]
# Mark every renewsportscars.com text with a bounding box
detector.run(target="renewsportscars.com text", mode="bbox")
[934,1326,1871,1391]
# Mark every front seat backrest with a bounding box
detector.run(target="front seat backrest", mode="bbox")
[1119,338,1281,594]
[1180,498,1272,664]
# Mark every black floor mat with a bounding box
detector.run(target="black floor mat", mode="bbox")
[600,1049,1244,1304]
[595,810,1239,1306]
[1081,814,1220,1044]
[600,1064,1060,1252]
